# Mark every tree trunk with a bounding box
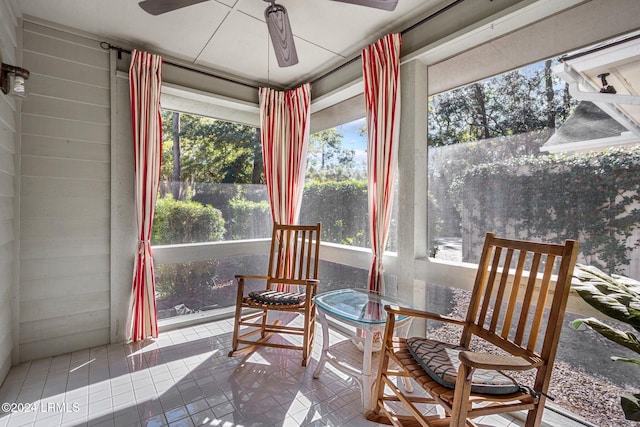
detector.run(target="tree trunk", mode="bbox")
[251,127,263,184]
[545,59,556,129]
[473,84,490,139]
[172,111,181,200]
[563,83,572,117]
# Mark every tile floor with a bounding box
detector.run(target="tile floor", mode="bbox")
[0,316,573,427]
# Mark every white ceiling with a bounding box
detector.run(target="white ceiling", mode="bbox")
[17,0,448,88]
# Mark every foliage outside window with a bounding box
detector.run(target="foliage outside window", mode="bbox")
[156,111,270,245]
[153,111,268,320]
[428,58,640,279]
[301,120,398,251]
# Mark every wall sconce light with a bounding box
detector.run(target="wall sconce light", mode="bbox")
[1,63,30,96]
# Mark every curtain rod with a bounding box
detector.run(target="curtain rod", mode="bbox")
[309,0,465,86]
[100,42,261,90]
[559,31,640,63]
[102,0,465,91]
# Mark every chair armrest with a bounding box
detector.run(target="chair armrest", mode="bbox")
[458,351,542,371]
[270,278,319,287]
[384,305,466,326]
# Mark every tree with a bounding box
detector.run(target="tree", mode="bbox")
[161,111,261,187]
[307,128,359,181]
[428,61,574,147]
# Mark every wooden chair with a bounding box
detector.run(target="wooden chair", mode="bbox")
[368,232,580,427]
[229,222,321,366]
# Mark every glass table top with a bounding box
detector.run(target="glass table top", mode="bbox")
[313,288,409,325]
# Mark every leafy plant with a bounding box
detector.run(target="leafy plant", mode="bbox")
[152,197,226,313]
[152,196,225,245]
[571,263,640,421]
[228,194,271,240]
[449,147,640,269]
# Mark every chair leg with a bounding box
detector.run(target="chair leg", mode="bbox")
[229,277,245,357]
[229,300,242,356]
[369,352,389,419]
[260,308,268,338]
[366,316,395,422]
[525,370,548,427]
[450,364,474,427]
[525,402,545,427]
[301,306,314,367]
[309,309,316,355]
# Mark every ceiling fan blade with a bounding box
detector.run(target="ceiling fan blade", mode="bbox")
[330,0,398,11]
[264,2,298,67]
[138,0,210,16]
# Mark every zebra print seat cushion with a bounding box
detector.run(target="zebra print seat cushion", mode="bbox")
[248,290,306,305]
[406,337,521,395]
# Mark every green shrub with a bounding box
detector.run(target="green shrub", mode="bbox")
[152,197,225,312]
[152,196,225,245]
[228,196,271,240]
[451,146,640,270]
[300,180,371,248]
[155,260,219,305]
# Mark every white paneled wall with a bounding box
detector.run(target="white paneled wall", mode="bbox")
[0,0,19,384]
[19,21,111,361]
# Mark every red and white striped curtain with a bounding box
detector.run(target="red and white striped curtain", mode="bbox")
[128,50,163,342]
[259,83,311,226]
[259,83,311,290]
[363,33,401,294]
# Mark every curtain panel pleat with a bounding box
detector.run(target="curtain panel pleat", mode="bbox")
[259,83,312,290]
[128,50,163,342]
[363,33,401,294]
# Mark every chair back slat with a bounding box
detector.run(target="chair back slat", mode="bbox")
[500,251,526,339]
[527,256,555,351]
[478,246,502,327]
[267,223,321,282]
[293,229,301,279]
[312,226,321,278]
[489,247,514,333]
[306,229,313,278]
[267,227,279,278]
[513,252,541,346]
[464,232,579,362]
[296,229,304,280]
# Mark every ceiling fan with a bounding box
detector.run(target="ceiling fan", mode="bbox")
[138,0,398,68]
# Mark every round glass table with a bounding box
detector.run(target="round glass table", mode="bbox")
[312,288,413,411]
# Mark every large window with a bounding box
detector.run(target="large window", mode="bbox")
[301,118,398,251]
[428,59,575,263]
[155,110,270,246]
[301,119,367,247]
[153,112,402,320]
[427,35,640,425]
[154,110,269,320]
